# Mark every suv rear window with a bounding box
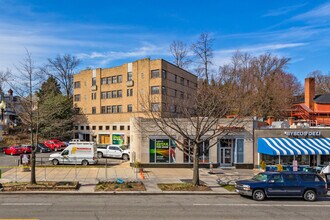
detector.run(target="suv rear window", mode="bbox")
[299,174,321,182]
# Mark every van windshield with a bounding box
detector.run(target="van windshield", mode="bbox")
[252,173,271,182]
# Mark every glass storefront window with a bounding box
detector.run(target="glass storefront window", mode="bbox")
[321,155,330,165]
[149,138,176,163]
[183,139,209,164]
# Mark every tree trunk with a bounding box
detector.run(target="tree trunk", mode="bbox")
[192,143,200,186]
[30,131,36,184]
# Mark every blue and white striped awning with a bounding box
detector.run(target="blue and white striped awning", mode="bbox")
[258,138,330,156]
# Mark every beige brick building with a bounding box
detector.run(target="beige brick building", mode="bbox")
[73,58,197,145]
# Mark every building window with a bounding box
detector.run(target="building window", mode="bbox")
[117,105,122,113]
[91,93,97,100]
[106,126,110,130]
[112,106,117,113]
[151,86,160,94]
[174,75,177,83]
[101,92,107,99]
[101,106,106,114]
[187,80,190,86]
[180,77,184,85]
[113,125,117,130]
[99,126,103,130]
[106,77,111,84]
[74,126,78,130]
[92,77,96,86]
[111,91,116,98]
[92,126,96,130]
[150,138,176,163]
[151,103,160,112]
[74,81,80,88]
[92,107,96,114]
[74,94,80,101]
[117,90,122,98]
[127,89,133,96]
[86,126,90,130]
[112,76,117,84]
[120,125,125,130]
[101,78,107,85]
[151,70,160,78]
[117,75,122,83]
[180,91,184,99]
[127,104,133,112]
[106,106,111,113]
[127,126,130,130]
[127,72,132,81]
[162,86,166,95]
[162,70,167,79]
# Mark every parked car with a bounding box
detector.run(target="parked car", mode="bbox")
[36,143,51,153]
[43,139,66,151]
[21,145,32,154]
[235,171,330,201]
[97,145,130,160]
[3,145,23,156]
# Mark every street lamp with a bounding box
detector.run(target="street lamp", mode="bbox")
[0,88,6,123]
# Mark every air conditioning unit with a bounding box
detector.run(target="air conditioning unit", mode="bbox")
[126,80,134,87]
[91,85,97,91]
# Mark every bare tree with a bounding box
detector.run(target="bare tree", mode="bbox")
[169,40,191,69]
[43,54,80,97]
[12,49,41,184]
[140,83,244,185]
[191,33,214,83]
[0,69,11,89]
[308,70,330,94]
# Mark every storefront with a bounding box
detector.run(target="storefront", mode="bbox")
[254,128,330,167]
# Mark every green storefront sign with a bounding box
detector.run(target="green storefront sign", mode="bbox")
[112,134,124,145]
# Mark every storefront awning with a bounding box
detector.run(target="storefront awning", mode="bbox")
[258,138,330,156]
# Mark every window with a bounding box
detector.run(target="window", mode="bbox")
[101,106,106,114]
[92,77,96,86]
[99,126,103,130]
[127,89,133,97]
[101,78,107,85]
[92,107,96,114]
[127,126,130,130]
[180,91,184,99]
[127,72,132,81]
[106,106,111,113]
[151,70,160,78]
[101,92,107,99]
[149,138,176,163]
[162,86,166,95]
[112,125,117,130]
[106,91,111,99]
[151,86,160,94]
[112,106,117,113]
[151,103,160,112]
[187,80,190,86]
[74,94,80,101]
[74,81,80,88]
[174,75,177,83]
[106,126,110,130]
[80,126,84,130]
[237,139,244,163]
[86,126,90,130]
[106,77,111,84]
[112,76,117,84]
[117,75,122,83]
[117,90,122,98]
[283,174,298,183]
[92,126,96,130]
[299,174,322,182]
[91,93,97,100]
[120,125,125,130]
[112,91,117,98]
[180,77,184,85]
[270,174,284,183]
[127,104,133,112]
[162,70,167,79]
[117,105,122,113]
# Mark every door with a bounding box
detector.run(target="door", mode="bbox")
[282,173,301,196]
[107,146,122,158]
[266,174,286,196]
[220,148,232,166]
[61,149,71,164]
[325,174,330,191]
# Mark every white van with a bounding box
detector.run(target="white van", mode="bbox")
[49,142,98,166]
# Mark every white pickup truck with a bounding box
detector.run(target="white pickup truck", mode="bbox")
[97,145,130,160]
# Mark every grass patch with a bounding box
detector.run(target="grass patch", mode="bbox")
[1,181,79,191]
[221,185,236,192]
[95,181,145,191]
[158,183,211,191]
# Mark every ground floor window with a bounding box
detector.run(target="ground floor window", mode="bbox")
[183,139,209,164]
[260,154,312,166]
[112,134,125,145]
[321,155,330,165]
[150,138,176,163]
[217,138,244,165]
[99,134,110,144]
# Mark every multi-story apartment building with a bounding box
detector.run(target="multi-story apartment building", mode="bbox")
[73,58,197,145]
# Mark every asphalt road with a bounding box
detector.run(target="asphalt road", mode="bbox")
[0,194,330,220]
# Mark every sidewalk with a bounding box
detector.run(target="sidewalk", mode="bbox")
[0,163,254,194]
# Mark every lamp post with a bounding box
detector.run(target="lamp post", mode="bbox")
[0,88,6,123]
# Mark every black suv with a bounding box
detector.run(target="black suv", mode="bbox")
[235,171,330,201]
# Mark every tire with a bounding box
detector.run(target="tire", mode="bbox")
[97,152,103,158]
[122,154,129,161]
[82,160,89,166]
[52,159,59,165]
[304,190,317,201]
[253,189,266,201]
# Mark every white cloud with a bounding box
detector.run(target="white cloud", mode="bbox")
[294,3,330,20]
[263,3,307,17]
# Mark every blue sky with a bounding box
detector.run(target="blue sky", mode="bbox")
[0,0,330,82]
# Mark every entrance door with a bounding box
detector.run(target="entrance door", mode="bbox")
[220,148,232,166]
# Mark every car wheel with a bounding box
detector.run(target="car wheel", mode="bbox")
[54,148,58,152]
[97,152,103,158]
[52,159,59,165]
[82,160,89,166]
[122,154,129,161]
[253,189,266,201]
[304,190,316,201]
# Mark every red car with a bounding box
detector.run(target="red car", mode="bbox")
[4,145,23,156]
[21,145,32,154]
[43,139,66,151]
